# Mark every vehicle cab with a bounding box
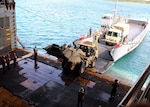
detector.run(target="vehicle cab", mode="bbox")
[105,29,122,45]
[78,41,98,59]
[105,23,129,45]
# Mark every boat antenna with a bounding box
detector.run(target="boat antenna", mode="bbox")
[113,0,118,18]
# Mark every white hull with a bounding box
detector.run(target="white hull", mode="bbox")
[73,18,148,73]
[110,19,148,62]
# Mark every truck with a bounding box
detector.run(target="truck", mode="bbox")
[62,39,98,74]
[105,23,130,45]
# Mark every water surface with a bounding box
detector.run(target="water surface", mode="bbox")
[15,0,150,85]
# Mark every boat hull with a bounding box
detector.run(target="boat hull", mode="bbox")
[110,19,148,62]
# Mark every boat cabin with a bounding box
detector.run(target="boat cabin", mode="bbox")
[101,14,113,29]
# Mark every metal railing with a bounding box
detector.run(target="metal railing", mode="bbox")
[118,63,150,107]
[138,81,150,103]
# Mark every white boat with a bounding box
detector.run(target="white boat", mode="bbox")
[102,17,148,62]
[73,8,149,73]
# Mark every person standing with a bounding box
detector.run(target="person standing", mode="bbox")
[33,46,38,68]
[12,52,17,68]
[61,44,66,50]
[1,56,6,74]
[110,79,119,100]
[89,27,92,36]
[78,87,85,107]
[5,54,11,70]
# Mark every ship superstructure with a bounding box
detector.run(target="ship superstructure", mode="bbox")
[0,0,17,54]
[0,0,149,107]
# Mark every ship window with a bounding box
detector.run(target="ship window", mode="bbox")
[102,16,106,19]
[102,16,111,19]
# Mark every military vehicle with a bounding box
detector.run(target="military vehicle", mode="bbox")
[62,40,98,74]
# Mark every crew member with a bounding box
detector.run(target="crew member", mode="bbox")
[1,56,6,74]
[78,87,85,107]
[89,27,92,36]
[12,52,17,68]
[110,79,119,99]
[61,44,66,50]
[33,46,38,68]
[5,54,11,70]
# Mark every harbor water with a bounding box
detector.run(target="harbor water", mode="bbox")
[15,0,150,85]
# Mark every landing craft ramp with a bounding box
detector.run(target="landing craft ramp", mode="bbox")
[95,40,114,73]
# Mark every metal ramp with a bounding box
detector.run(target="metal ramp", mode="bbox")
[95,41,114,73]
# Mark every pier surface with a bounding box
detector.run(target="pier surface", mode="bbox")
[0,49,130,107]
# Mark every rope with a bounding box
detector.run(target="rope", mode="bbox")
[16,6,150,46]
[16,5,55,24]
[16,5,82,36]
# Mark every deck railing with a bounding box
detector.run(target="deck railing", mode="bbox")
[118,63,150,107]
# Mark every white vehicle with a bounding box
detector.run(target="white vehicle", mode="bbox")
[105,23,130,45]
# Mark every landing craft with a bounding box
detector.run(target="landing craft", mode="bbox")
[44,12,148,73]
[72,10,149,73]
